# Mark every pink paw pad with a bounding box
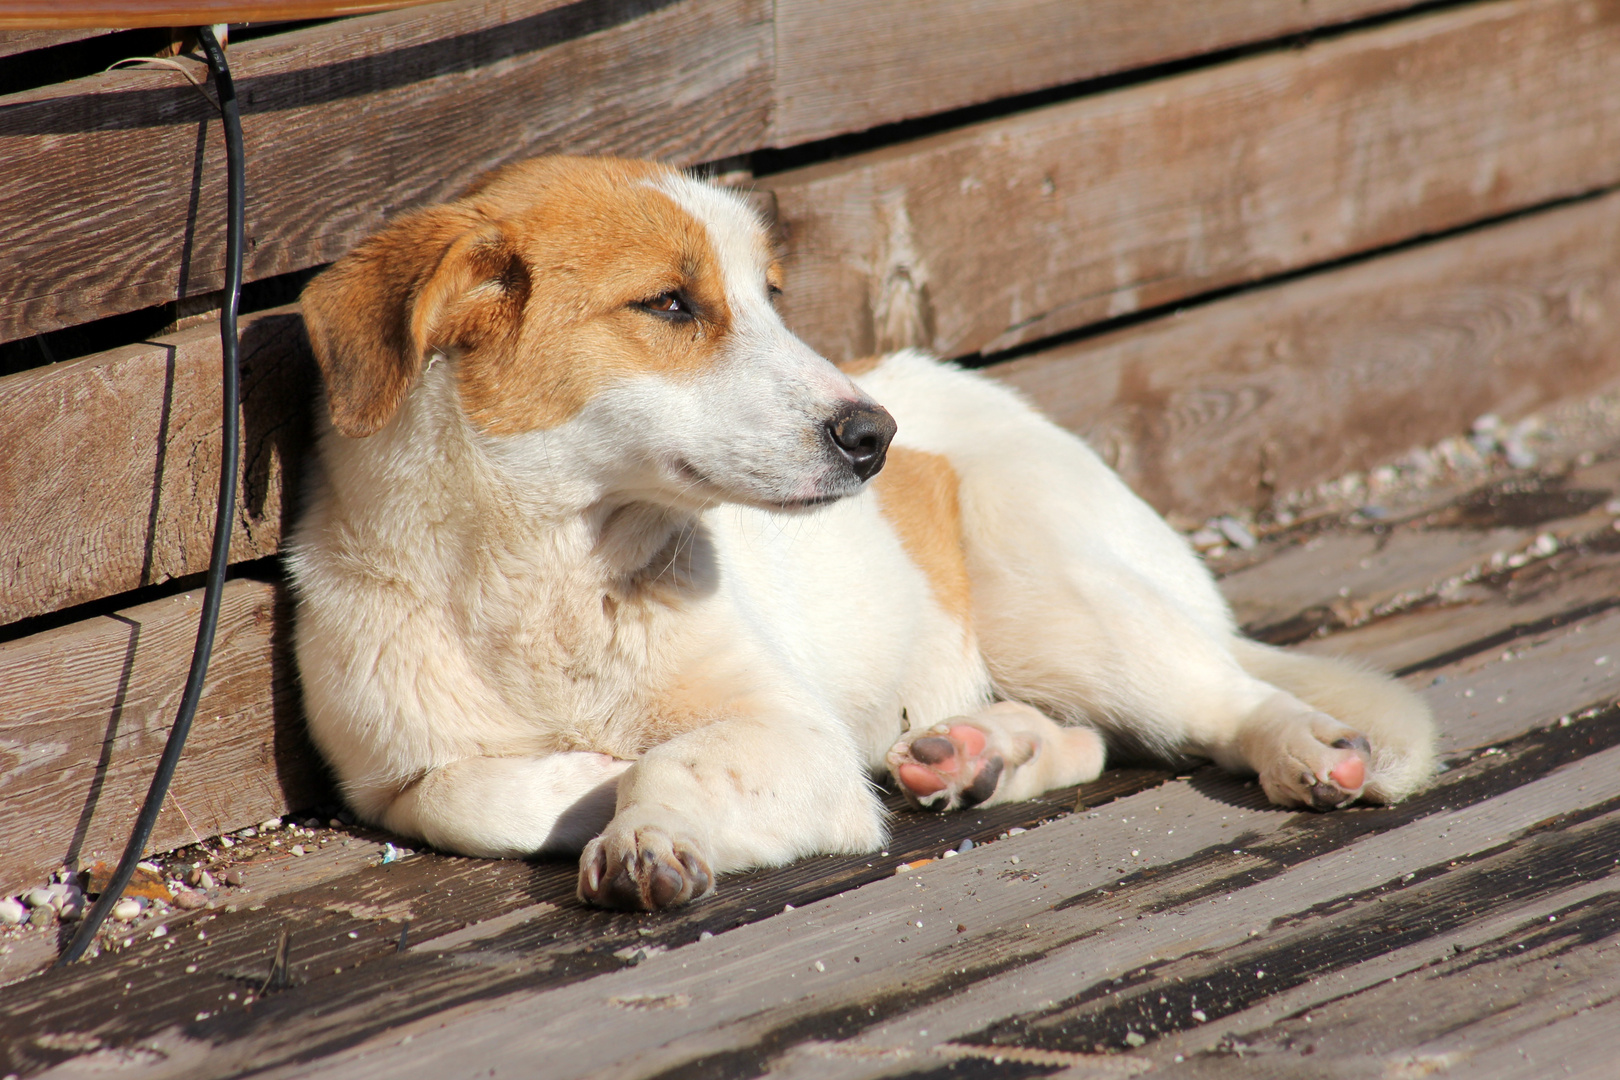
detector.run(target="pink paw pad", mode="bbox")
[1306,734,1372,810]
[1329,754,1365,791]
[892,724,1002,809]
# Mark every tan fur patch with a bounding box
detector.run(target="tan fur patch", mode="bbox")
[837,354,887,377]
[872,447,972,623]
[302,156,745,437]
[637,657,771,754]
[456,158,736,435]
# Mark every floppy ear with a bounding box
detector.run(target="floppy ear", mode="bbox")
[301,205,529,438]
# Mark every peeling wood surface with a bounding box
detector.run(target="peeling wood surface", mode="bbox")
[769,0,1420,147]
[0,307,313,626]
[0,579,324,895]
[0,0,772,343]
[769,0,1620,365]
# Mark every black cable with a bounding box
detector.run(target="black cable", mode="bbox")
[57,24,244,967]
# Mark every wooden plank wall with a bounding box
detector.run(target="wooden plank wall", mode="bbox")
[4,0,1620,894]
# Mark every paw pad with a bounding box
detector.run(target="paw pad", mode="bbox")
[889,723,1002,810]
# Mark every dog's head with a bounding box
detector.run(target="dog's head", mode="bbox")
[301,156,893,512]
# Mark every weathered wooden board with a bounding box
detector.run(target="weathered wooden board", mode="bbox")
[1218,462,1620,643]
[0,774,1164,1076]
[1299,547,1620,678]
[0,578,324,896]
[989,191,1620,521]
[1151,889,1620,1077]
[769,0,1420,147]
[0,307,313,627]
[218,723,1620,1079]
[0,0,771,343]
[770,0,1620,366]
[0,29,112,57]
[0,2,439,31]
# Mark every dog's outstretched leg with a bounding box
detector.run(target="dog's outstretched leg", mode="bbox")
[579,712,886,910]
[377,752,631,859]
[885,701,1104,810]
[1219,640,1436,807]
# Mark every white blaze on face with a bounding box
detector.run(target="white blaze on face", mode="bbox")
[642,173,879,508]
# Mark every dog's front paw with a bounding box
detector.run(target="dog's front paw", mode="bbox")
[888,721,1014,810]
[578,824,714,910]
[1256,713,1373,811]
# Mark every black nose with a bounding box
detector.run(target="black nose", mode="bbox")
[826,403,897,481]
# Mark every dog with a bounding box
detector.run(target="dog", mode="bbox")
[289,156,1436,911]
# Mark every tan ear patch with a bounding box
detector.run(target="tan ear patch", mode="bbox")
[301,204,488,438]
[872,447,972,624]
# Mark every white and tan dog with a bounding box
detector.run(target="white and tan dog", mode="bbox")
[290,156,1436,910]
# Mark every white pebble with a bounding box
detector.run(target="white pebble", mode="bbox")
[290,845,306,857]
[812,960,825,972]
[0,898,26,926]
[941,849,957,858]
[1008,856,1021,864]
[1124,1031,1146,1047]
[23,888,54,909]
[1007,827,1026,836]
[1191,1009,1207,1022]
[111,898,142,922]
[259,819,282,832]
[151,925,168,939]
[1215,516,1257,550]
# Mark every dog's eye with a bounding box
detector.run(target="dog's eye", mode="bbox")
[639,292,693,320]
[767,283,783,300]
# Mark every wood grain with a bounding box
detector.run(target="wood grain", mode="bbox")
[0,578,324,897]
[770,0,1421,147]
[0,306,313,626]
[987,189,1620,521]
[0,0,771,343]
[770,0,1620,366]
[239,731,1620,1079]
[0,29,113,57]
[0,1,441,30]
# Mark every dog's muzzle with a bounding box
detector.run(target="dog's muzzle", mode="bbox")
[826,403,897,481]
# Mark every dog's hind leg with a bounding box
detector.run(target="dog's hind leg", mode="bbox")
[887,701,1105,810]
[854,354,1435,809]
[1222,640,1436,807]
[377,752,631,859]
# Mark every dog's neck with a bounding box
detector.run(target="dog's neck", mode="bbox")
[318,372,707,596]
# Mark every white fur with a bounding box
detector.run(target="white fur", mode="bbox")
[290,165,1437,909]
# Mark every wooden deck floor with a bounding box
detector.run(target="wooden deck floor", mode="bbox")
[5,452,1620,1079]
